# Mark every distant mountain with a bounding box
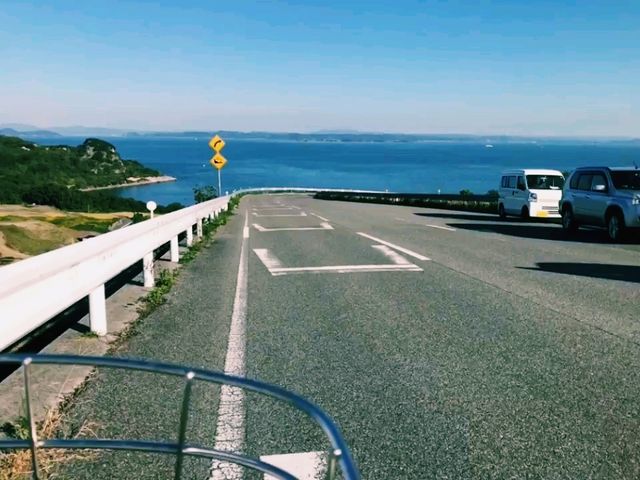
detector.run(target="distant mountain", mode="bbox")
[0,123,42,131]
[0,128,60,137]
[48,126,131,137]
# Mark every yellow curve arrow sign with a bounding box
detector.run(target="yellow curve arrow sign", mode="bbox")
[210,153,227,170]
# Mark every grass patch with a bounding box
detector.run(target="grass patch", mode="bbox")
[0,378,99,480]
[49,216,115,233]
[0,215,47,223]
[0,225,67,255]
[137,268,179,319]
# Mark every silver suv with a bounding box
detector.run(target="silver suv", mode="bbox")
[560,167,640,241]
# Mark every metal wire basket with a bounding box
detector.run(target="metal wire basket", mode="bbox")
[0,354,359,480]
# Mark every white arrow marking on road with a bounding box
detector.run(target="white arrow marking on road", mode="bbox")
[356,232,430,261]
[261,451,327,480]
[253,222,334,232]
[310,212,330,222]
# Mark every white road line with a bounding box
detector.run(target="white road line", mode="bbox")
[261,451,327,480]
[356,232,430,261]
[425,224,457,232]
[252,211,308,217]
[209,213,249,480]
[253,222,334,232]
[310,212,329,222]
[372,244,412,265]
[253,248,284,269]
[395,217,456,232]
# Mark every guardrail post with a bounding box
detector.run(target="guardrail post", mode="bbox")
[88,284,107,336]
[186,226,193,247]
[196,218,203,239]
[143,252,155,288]
[170,236,179,263]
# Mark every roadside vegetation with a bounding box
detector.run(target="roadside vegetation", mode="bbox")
[315,190,499,214]
[0,378,99,480]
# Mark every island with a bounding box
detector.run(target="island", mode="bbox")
[0,135,183,264]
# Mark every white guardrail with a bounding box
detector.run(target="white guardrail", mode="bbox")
[0,196,231,351]
[0,188,385,351]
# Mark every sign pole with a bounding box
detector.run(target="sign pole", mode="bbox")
[208,134,227,196]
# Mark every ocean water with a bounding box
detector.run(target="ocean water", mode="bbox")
[31,136,640,207]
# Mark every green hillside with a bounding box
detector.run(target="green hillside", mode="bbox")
[0,136,159,191]
[0,136,181,213]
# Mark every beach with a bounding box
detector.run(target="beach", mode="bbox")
[80,175,176,192]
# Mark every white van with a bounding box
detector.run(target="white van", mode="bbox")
[498,169,565,219]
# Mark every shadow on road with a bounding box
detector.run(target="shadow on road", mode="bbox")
[414,212,558,223]
[519,262,640,283]
[451,222,615,244]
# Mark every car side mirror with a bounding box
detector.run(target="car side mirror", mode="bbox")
[592,184,607,192]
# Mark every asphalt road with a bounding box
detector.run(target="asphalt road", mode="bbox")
[60,195,640,479]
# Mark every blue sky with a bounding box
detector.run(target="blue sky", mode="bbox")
[1,1,638,136]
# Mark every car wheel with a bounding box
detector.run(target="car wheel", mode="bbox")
[521,206,529,219]
[607,212,625,242]
[498,204,506,219]
[562,207,578,233]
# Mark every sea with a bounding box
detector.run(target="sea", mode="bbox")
[30,136,640,207]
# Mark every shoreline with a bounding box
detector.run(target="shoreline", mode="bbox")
[80,175,177,192]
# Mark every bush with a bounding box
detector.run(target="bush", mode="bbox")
[193,185,217,204]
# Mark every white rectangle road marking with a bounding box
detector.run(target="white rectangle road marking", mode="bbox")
[253,222,334,232]
[310,212,329,222]
[252,211,308,217]
[261,451,327,480]
[252,246,422,276]
[372,244,412,265]
[253,207,299,211]
[253,248,284,269]
[209,213,249,480]
[425,224,457,232]
[268,264,422,275]
[356,232,430,261]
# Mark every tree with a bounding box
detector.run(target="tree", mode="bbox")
[459,189,473,198]
[193,185,217,204]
